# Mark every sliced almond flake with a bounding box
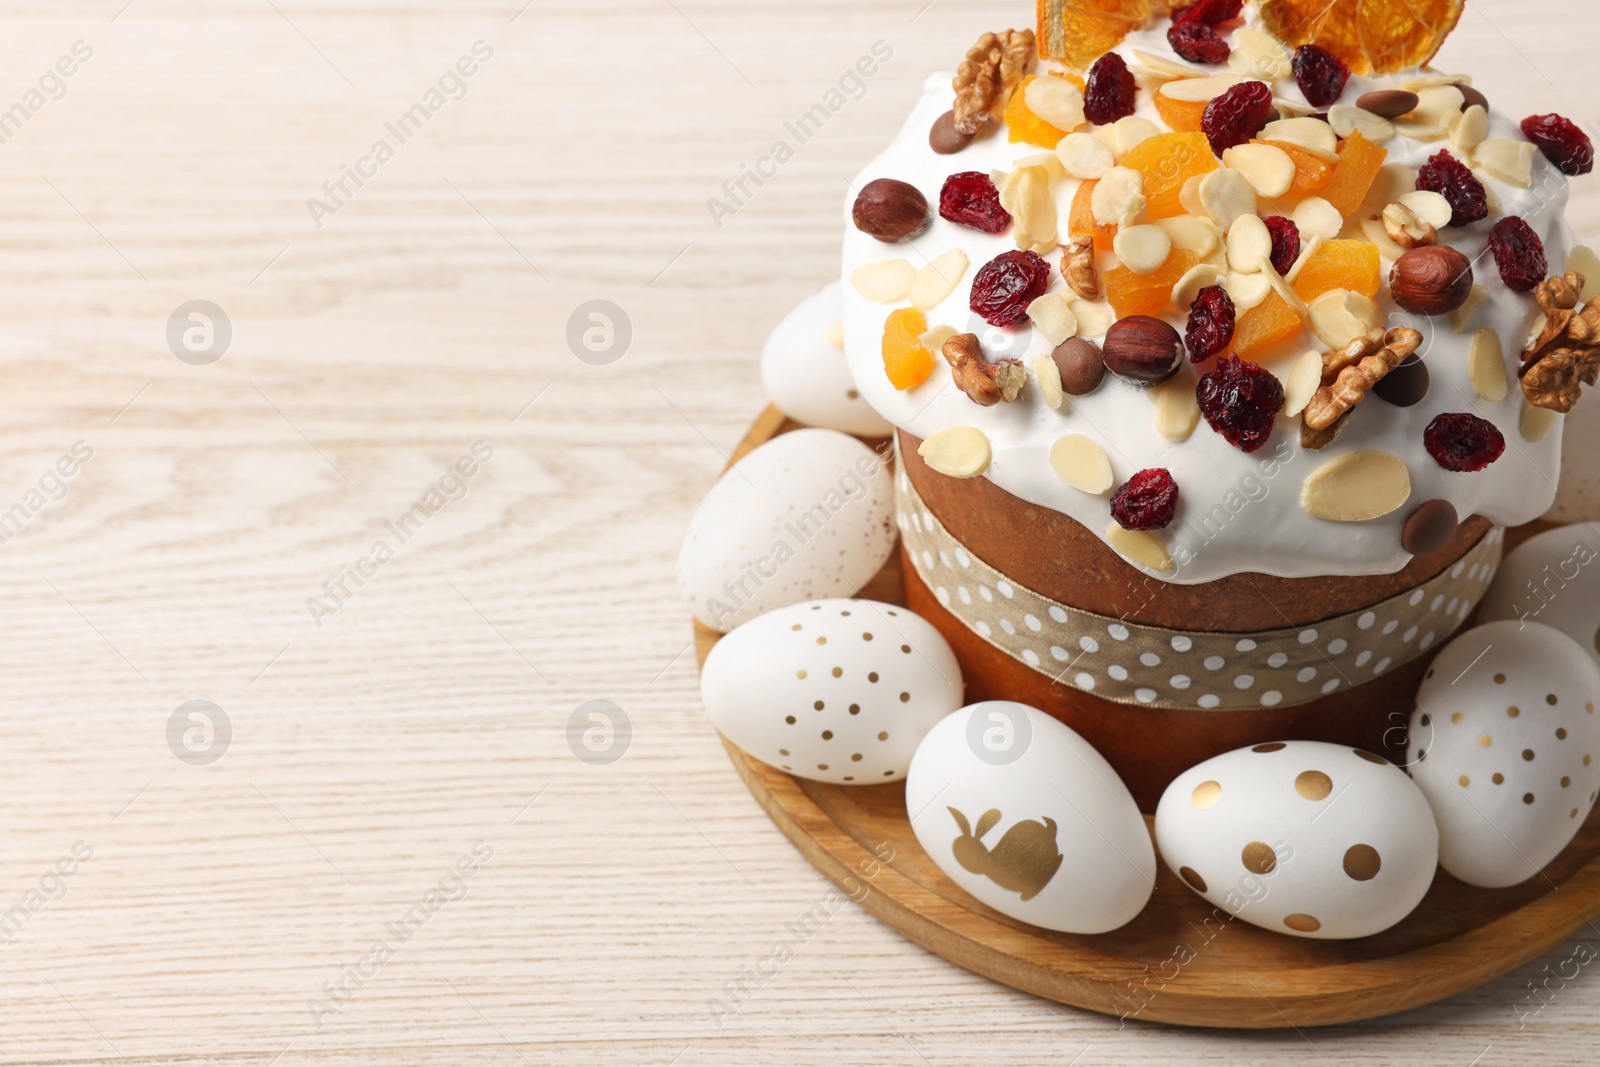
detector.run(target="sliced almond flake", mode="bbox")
[1156,215,1222,258]
[1223,143,1295,198]
[1452,104,1489,152]
[1049,434,1113,494]
[1569,247,1600,302]
[1113,116,1161,157]
[1198,169,1257,230]
[1258,255,1309,320]
[1106,524,1173,572]
[1308,288,1380,350]
[1012,151,1069,182]
[1451,284,1488,333]
[1172,262,1225,312]
[1113,224,1173,276]
[1026,292,1079,346]
[1476,139,1537,188]
[910,249,970,312]
[1301,451,1412,522]
[1392,121,1448,143]
[918,426,991,478]
[850,259,915,303]
[1271,96,1319,117]
[1468,326,1508,402]
[1092,166,1144,227]
[1225,270,1272,313]
[918,324,957,355]
[1283,350,1323,418]
[1360,216,1411,263]
[1056,132,1114,179]
[1398,190,1453,229]
[1261,117,1339,161]
[1035,352,1066,411]
[1160,73,1246,103]
[1226,214,1272,275]
[1148,375,1200,441]
[1024,76,1086,134]
[1521,402,1558,443]
[1070,299,1114,337]
[1228,28,1291,81]
[1130,49,1207,80]
[1291,197,1343,242]
[1285,233,1325,283]
[1328,105,1395,144]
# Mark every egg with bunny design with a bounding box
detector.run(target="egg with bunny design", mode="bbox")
[906,701,1154,933]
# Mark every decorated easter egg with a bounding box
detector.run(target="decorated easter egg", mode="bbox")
[678,428,895,632]
[1156,742,1438,939]
[701,599,962,784]
[905,701,1154,933]
[1479,524,1600,668]
[760,282,893,437]
[1405,620,1600,888]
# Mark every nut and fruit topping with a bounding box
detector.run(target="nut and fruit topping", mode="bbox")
[1062,234,1100,300]
[1389,245,1474,316]
[1487,216,1547,293]
[1202,80,1275,154]
[1184,283,1236,362]
[951,29,1035,136]
[940,172,1013,234]
[852,179,932,243]
[1415,150,1487,226]
[1521,113,1595,176]
[1110,468,1180,531]
[969,249,1051,326]
[1102,316,1184,383]
[1053,336,1107,395]
[929,111,975,154]
[881,307,934,390]
[1300,451,1412,523]
[1085,51,1138,125]
[1424,412,1505,472]
[918,426,991,478]
[1049,433,1114,494]
[942,332,1026,406]
[1520,270,1600,413]
[1197,353,1285,453]
[1291,44,1350,107]
[1381,201,1436,249]
[1302,327,1422,436]
[1356,89,1419,118]
[1262,215,1301,275]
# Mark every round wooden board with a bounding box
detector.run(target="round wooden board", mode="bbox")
[692,406,1600,1029]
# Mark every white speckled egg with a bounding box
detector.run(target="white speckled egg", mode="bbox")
[678,429,895,632]
[905,701,1154,933]
[701,599,962,783]
[1406,620,1600,888]
[1480,524,1600,668]
[760,283,894,437]
[1156,741,1438,939]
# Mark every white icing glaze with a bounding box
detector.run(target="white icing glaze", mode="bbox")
[842,22,1576,584]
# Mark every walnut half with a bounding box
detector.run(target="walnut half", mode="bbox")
[1301,328,1422,448]
[943,332,1025,406]
[1521,270,1600,412]
[952,29,1035,136]
[1062,234,1100,300]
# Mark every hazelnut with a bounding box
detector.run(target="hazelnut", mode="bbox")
[1355,90,1419,119]
[1052,337,1106,395]
[1389,245,1474,316]
[1101,317,1183,384]
[852,179,931,243]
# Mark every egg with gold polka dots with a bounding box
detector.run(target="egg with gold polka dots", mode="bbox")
[1155,741,1439,939]
[1405,620,1600,888]
[699,598,963,784]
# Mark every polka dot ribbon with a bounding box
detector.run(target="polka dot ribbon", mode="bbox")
[896,470,1505,712]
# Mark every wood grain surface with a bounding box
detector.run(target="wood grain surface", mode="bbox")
[0,0,1596,1063]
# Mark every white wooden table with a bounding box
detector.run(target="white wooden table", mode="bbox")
[1,0,1596,1062]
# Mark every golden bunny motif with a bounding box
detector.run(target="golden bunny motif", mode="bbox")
[948,806,1064,901]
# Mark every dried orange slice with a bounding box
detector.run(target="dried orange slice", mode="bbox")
[1256,139,1334,195]
[1232,290,1303,361]
[882,308,933,390]
[1037,0,1152,70]
[1256,0,1465,76]
[1321,130,1387,217]
[1293,240,1382,302]
[1104,249,1200,319]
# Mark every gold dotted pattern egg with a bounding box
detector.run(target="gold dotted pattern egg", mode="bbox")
[1295,770,1333,801]
[1343,844,1381,881]
[1284,913,1322,932]
[1241,841,1277,875]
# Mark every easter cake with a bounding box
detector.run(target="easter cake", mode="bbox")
[837,0,1600,810]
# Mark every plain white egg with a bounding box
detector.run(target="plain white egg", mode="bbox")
[1480,524,1600,668]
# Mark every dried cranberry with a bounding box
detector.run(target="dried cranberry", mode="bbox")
[1521,113,1595,176]
[1262,216,1301,275]
[1424,413,1506,472]
[939,172,1012,234]
[1416,150,1488,227]
[1168,20,1229,64]
[1084,52,1137,125]
[969,250,1051,327]
[1202,81,1275,155]
[1175,0,1243,24]
[1184,284,1236,363]
[1111,469,1180,531]
[1291,44,1350,108]
[1196,354,1284,453]
[1488,216,1547,293]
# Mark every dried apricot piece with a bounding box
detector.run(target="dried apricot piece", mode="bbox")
[1291,239,1381,302]
[1005,75,1069,149]
[1154,91,1208,134]
[1256,138,1334,194]
[1119,133,1218,219]
[1104,249,1200,320]
[1037,0,1153,71]
[1232,289,1303,361]
[1256,0,1465,76]
[1321,130,1387,217]
[881,307,933,390]
[1069,179,1118,252]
